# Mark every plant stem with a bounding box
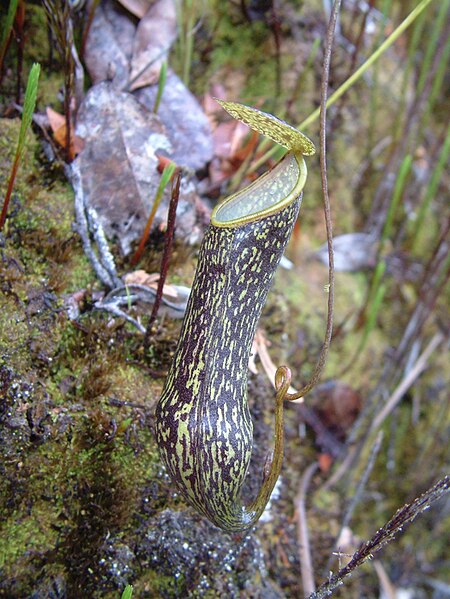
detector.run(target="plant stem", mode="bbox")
[0,62,40,231]
[144,173,181,348]
[286,0,340,400]
[0,0,18,82]
[411,128,450,250]
[131,162,177,266]
[309,476,450,598]
[153,61,167,114]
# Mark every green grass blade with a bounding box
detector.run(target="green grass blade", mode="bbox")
[0,0,18,70]
[416,0,449,97]
[393,8,426,143]
[130,161,177,266]
[360,281,386,353]
[0,62,40,231]
[411,128,450,250]
[419,28,450,137]
[17,63,41,157]
[250,0,436,172]
[300,0,435,131]
[381,154,412,246]
[153,61,168,114]
[121,585,133,599]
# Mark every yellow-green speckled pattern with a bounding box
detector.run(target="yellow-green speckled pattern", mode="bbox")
[155,158,303,531]
[155,100,313,531]
[216,99,316,156]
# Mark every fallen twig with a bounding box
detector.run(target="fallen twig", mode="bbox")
[295,462,319,597]
[325,432,383,573]
[69,161,121,288]
[371,331,445,432]
[308,476,450,598]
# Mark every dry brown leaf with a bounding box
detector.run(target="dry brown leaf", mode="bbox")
[46,107,84,160]
[250,329,298,395]
[46,106,65,133]
[116,0,155,19]
[74,82,203,254]
[318,453,333,473]
[123,270,178,298]
[129,0,177,90]
[74,82,170,255]
[84,0,135,90]
[314,381,362,440]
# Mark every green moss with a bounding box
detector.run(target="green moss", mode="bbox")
[0,501,59,573]
[0,404,163,591]
[133,570,182,597]
[183,6,281,100]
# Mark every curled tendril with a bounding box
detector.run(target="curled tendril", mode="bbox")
[275,365,292,396]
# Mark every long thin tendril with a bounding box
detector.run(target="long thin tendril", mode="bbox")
[282,0,340,401]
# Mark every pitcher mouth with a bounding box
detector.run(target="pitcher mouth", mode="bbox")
[211,153,307,228]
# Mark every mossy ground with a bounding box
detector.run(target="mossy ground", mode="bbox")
[0,119,290,597]
[0,119,179,597]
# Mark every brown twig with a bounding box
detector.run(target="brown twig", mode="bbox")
[144,173,181,350]
[14,0,26,104]
[285,0,341,400]
[324,432,383,573]
[308,476,450,598]
[43,0,75,162]
[295,462,319,597]
[371,331,445,432]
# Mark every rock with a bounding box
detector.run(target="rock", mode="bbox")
[135,70,214,171]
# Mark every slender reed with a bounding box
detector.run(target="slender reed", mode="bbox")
[144,173,181,348]
[0,63,40,231]
[153,61,167,114]
[0,0,18,83]
[131,162,177,267]
[249,0,435,175]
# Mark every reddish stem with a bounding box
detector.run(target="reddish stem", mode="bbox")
[144,173,181,349]
[0,155,20,231]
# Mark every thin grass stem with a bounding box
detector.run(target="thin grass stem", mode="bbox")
[392,7,426,144]
[153,61,167,114]
[249,0,435,174]
[418,27,450,138]
[411,128,450,251]
[367,0,391,155]
[0,62,40,231]
[0,0,18,79]
[415,0,448,97]
[131,162,177,266]
[381,154,412,245]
